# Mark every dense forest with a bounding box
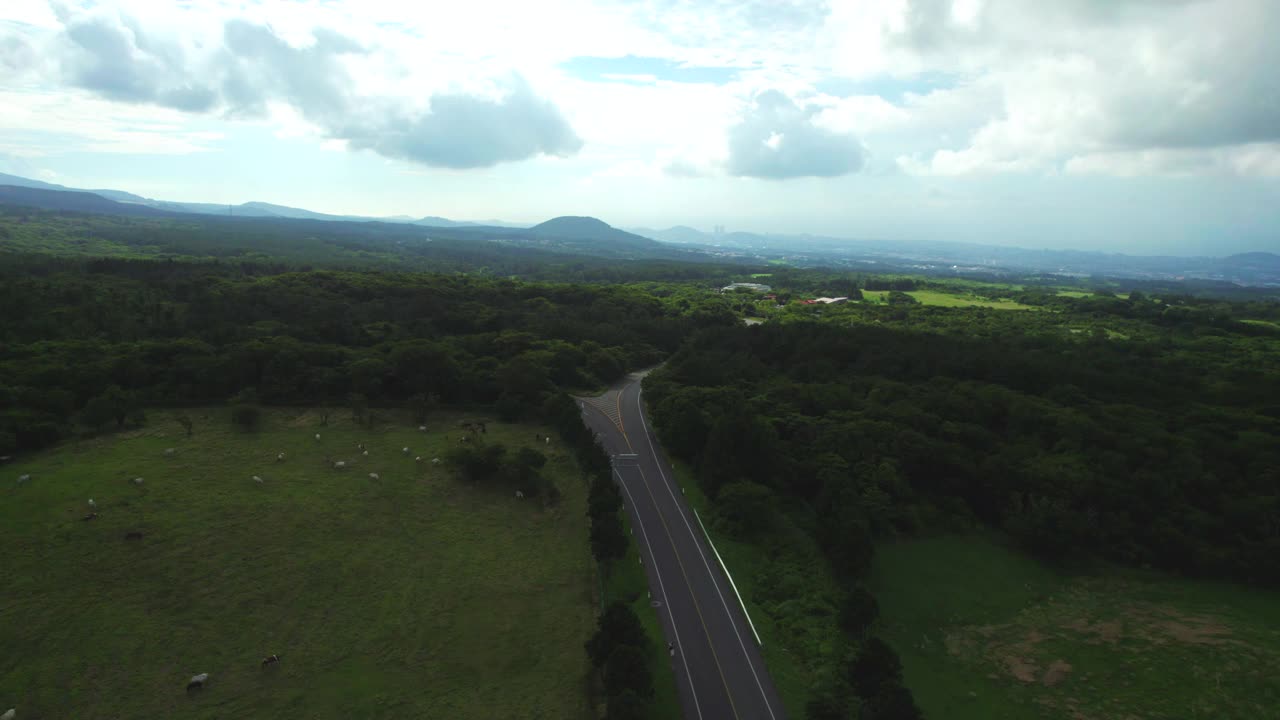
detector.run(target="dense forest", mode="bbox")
[648,299,1280,583]
[0,253,743,455]
[641,293,1280,717]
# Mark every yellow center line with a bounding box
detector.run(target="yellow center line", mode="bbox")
[594,385,739,717]
[632,460,742,720]
[615,389,634,452]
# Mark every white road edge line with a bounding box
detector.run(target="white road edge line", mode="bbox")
[613,466,704,720]
[691,507,763,647]
[636,388,780,720]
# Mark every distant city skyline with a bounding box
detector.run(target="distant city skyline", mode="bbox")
[1,0,1278,255]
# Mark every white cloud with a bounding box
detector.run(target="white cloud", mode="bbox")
[12,2,582,168]
[880,0,1280,177]
[1066,144,1280,178]
[3,0,1279,185]
[725,89,868,179]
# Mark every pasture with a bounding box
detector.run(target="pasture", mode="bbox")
[868,290,1036,310]
[0,409,596,719]
[869,535,1280,720]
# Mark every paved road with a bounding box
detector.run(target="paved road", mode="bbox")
[579,371,787,720]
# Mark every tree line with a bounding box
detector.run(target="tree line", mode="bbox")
[0,256,743,456]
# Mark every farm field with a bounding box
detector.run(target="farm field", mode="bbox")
[868,535,1280,720]
[868,290,1036,310]
[0,409,597,720]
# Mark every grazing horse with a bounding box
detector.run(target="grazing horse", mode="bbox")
[261,654,282,667]
[82,512,98,521]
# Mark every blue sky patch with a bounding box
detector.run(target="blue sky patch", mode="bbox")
[560,55,740,84]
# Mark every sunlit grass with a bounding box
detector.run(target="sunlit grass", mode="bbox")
[867,290,1037,310]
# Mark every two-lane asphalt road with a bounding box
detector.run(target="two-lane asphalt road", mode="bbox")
[579,371,787,720]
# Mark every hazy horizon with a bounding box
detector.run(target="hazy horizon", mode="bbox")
[2,0,1279,256]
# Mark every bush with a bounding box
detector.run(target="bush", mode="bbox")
[605,689,649,720]
[585,603,647,667]
[847,637,903,699]
[862,684,923,720]
[81,385,140,429]
[445,443,507,484]
[589,509,628,562]
[838,584,880,638]
[714,481,775,537]
[805,682,857,720]
[231,404,262,431]
[603,645,653,699]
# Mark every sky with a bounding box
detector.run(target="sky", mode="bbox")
[1,0,1278,256]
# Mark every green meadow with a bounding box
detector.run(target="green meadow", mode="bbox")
[0,410,597,719]
[869,535,1280,720]
[868,290,1037,310]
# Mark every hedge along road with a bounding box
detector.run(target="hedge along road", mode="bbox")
[579,371,787,720]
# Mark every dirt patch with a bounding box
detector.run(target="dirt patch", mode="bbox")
[1159,618,1233,646]
[944,631,976,657]
[1042,659,1072,686]
[1123,605,1235,646]
[1064,618,1123,644]
[285,410,328,427]
[1005,655,1039,683]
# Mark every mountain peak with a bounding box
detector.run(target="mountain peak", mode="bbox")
[528,215,662,251]
[530,216,615,235]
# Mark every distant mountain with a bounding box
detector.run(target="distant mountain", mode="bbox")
[0,185,174,217]
[631,225,714,244]
[413,217,528,228]
[0,172,152,205]
[531,216,662,250]
[1218,252,1280,270]
[631,225,780,248]
[240,201,358,221]
[414,216,475,228]
[0,172,65,192]
[0,172,516,228]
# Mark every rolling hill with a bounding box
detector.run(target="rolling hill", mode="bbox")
[0,172,502,227]
[531,216,666,252]
[0,185,176,217]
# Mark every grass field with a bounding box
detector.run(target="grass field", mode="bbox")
[869,535,1280,720]
[868,290,1036,310]
[0,409,597,720]
[1242,319,1280,332]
